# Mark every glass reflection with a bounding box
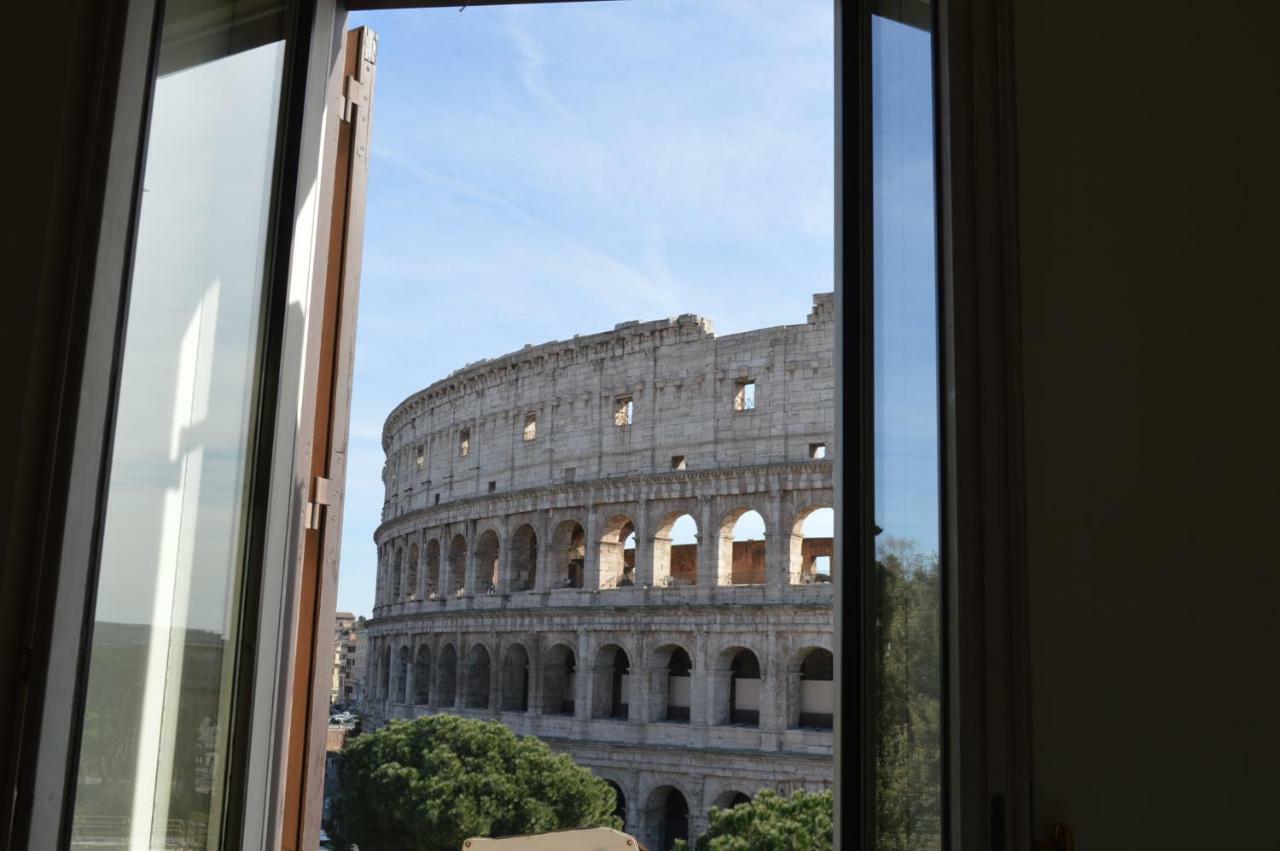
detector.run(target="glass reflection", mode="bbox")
[70,2,286,847]
[872,11,943,851]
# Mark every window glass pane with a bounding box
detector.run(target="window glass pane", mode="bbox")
[872,11,943,850]
[70,3,287,848]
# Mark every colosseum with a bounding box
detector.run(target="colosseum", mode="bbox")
[363,293,835,850]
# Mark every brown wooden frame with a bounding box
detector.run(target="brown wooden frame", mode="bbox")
[277,24,377,851]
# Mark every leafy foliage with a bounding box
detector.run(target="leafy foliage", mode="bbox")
[673,789,833,851]
[329,714,620,851]
[874,537,943,851]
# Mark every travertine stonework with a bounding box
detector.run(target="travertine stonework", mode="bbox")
[364,294,834,848]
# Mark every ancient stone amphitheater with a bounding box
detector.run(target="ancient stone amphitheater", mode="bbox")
[364,294,834,850]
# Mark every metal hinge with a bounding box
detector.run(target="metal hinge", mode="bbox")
[306,476,333,531]
[339,75,367,123]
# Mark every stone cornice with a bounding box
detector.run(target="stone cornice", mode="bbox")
[374,459,833,541]
[365,598,834,633]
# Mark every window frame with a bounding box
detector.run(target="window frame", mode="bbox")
[8,0,1037,849]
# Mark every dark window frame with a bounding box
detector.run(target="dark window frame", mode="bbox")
[7,0,1035,849]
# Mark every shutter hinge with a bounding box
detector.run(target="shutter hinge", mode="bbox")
[306,476,333,531]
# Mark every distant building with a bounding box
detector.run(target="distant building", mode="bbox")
[334,616,367,707]
[332,612,358,707]
[366,298,834,850]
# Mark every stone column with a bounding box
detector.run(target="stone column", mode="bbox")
[404,636,416,709]
[583,504,599,590]
[697,496,717,587]
[535,511,553,593]
[693,631,709,728]
[634,498,652,588]
[630,630,646,723]
[527,640,542,717]
[414,529,426,599]
[765,491,788,601]
[463,526,479,596]
[575,628,591,720]
[401,536,412,602]
[488,640,502,715]
[497,516,513,594]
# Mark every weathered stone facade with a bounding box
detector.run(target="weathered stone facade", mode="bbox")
[364,294,835,849]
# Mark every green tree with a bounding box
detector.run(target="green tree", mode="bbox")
[330,714,620,851]
[674,789,833,851]
[874,537,943,851]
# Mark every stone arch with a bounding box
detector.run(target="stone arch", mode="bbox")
[406,542,420,599]
[474,529,500,593]
[392,546,404,601]
[644,784,690,851]
[598,512,637,589]
[394,644,411,703]
[591,644,631,719]
[541,643,577,715]
[790,504,833,584]
[499,643,531,712]
[424,537,441,598]
[711,789,753,811]
[447,533,467,595]
[604,780,627,831]
[436,643,458,707]
[717,506,768,586]
[647,643,693,723]
[652,510,698,587]
[509,523,538,592]
[787,646,834,729]
[550,519,586,589]
[463,643,492,709]
[711,645,762,726]
[413,644,431,705]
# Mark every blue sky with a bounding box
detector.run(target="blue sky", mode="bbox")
[337,2,936,616]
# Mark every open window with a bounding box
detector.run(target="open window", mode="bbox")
[19,2,960,850]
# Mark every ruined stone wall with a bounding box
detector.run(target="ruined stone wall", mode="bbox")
[379,293,833,518]
[365,295,835,850]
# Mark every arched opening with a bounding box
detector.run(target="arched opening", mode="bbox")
[713,790,752,811]
[499,644,531,712]
[723,648,761,726]
[542,644,576,715]
[379,645,391,699]
[392,546,404,601]
[653,512,698,587]
[663,646,692,722]
[598,514,637,588]
[406,542,420,599]
[395,645,410,703]
[436,644,458,707]
[424,538,441,598]
[605,781,627,831]
[719,508,767,585]
[790,506,833,584]
[647,786,689,851]
[550,519,586,588]
[414,645,432,705]
[464,645,492,709]
[509,524,538,591]
[592,645,630,719]
[796,648,834,729]
[447,533,467,595]
[474,529,500,593]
